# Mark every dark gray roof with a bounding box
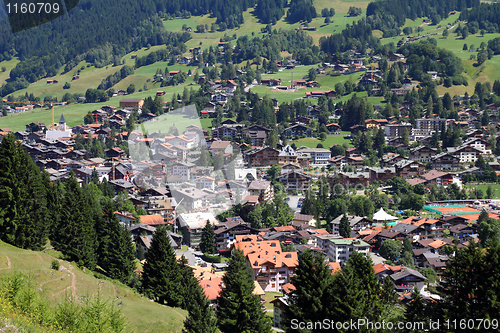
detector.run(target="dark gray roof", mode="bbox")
[390,267,427,281]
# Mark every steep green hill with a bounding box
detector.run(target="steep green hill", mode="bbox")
[0,241,187,333]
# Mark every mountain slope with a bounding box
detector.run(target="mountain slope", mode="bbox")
[0,241,187,333]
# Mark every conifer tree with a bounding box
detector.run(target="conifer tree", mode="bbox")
[404,289,431,325]
[287,250,335,328]
[217,250,271,333]
[328,252,382,329]
[339,214,351,238]
[142,227,183,307]
[51,175,97,269]
[181,256,218,333]
[439,241,490,321]
[200,221,216,254]
[183,282,218,333]
[97,198,136,283]
[0,134,49,250]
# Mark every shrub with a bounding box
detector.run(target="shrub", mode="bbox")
[202,253,222,263]
[51,260,60,271]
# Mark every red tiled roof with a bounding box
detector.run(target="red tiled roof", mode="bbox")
[139,214,166,225]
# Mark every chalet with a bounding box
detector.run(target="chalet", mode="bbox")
[330,214,371,236]
[365,118,389,129]
[349,58,364,66]
[409,146,438,162]
[389,53,405,62]
[325,123,340,134]
[214,218,259,252]
[177,213,219,249]
[244,146,279,167]
[248,180,274,202]
[209,140,234,155]
[430,152,461,171]
[305,91,325,98]
[390,87,411,96]
[291,80,306,87]
[261,78,281,86]
[279,170,312,192]
[447,145,482,163]
[421,170,454,187]
[284,124,313,138]
[338,171,370,187]
[395,160,425,178]
[366,166,396,183]
[119,98,144,109]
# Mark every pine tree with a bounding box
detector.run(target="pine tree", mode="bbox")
[51,176,97,269]
[339,214,351,238]
[0,134,50,250]
[97,198,136,283]
[200,221,216,254]
[287,250,335,328]
[183,282,218,333]
[328,252,382,329]
[142,227,183,307]
[439,241,490,321]
[217,250,271,333]
[404,289,431,327]
[91,168,99,184]
[181,256,218,333]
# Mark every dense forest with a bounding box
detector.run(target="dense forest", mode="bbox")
[255,0,286,24]
[319,19,378,55]
[286,0,316,23]
[460,2,500,32]
[366,0,479,36]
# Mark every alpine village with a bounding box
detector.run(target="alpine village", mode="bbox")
[0,0,500,332]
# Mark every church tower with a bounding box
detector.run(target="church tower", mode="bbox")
[59,114,67,131]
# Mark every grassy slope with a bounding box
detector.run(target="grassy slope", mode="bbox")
[0,241,187,333]
[292,132,353,148]
[0,0,378,131]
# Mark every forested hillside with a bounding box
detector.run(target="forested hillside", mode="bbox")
[366,0,479,36]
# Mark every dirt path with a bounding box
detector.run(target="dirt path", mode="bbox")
[0,256,11,270]
[54,265,77,298]
[34,252,44,263]
[167,306,186,319]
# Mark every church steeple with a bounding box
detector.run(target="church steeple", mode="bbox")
[59,114,67,131]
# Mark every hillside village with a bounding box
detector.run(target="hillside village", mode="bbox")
[1,64,500,328]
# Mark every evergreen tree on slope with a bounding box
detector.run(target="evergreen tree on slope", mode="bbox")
[217,249,271,333]
[0,134,49,250]
[142,226,183,307]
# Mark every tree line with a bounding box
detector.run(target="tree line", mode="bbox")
[0,134,136,284]
[285,241,500,333]
[142,226,270,332]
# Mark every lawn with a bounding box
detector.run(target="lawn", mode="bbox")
[262,291,281,318]
[0,240,187,333]
[0,81,196,132]
[464,183,500,199]
[0,58,19,85]
[292,132,352,148]
[251,69,372,104]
